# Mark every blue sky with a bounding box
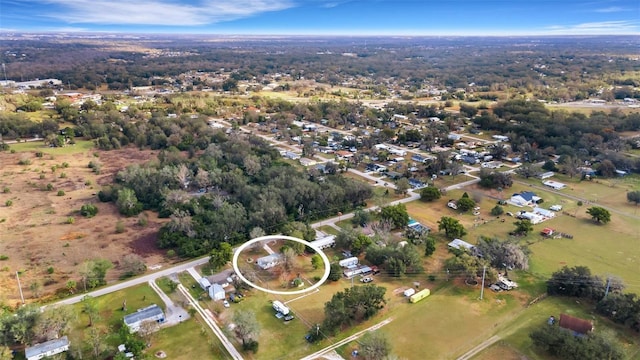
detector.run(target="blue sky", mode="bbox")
[1,0,638,35]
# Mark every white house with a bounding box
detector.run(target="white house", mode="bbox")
[310,235,336,249]
[448,239,475,251]
[510,191,541,207]
[543,180,567,190]
[389,147,407,156]
[374,144,389,151]
[124,305,165,333]
[517,211,545,225]
[256,253,282,270]
[209,283,226,301]
[25,336,70,360]
[533,207,556,219]
[538,171,555,180]
[339,257,359,268]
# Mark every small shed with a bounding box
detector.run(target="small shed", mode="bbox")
[198,277,211,290]
[541,228,554,237]
[403,288,416,297]
[209,283,226,301]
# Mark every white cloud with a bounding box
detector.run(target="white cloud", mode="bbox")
[594,6,626,13]
[544,20,639,34]
[41,0,294,26]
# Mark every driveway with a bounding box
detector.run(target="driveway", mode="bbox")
[148,280,190,326]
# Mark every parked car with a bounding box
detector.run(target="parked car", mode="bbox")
[284,314,295,321]
[489,284,502,292]
[360,277,373,283]
[223,300,230,308]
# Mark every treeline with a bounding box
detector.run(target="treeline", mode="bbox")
[4,36,638,101]
[100,132,372,257]
[547,266,640,332]
[475,100,640,173]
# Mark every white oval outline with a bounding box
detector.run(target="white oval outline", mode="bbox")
[232,235,331,295]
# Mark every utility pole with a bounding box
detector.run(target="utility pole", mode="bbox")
[480,266,487,300]
[604,277,611,298]
[16,271,25,305]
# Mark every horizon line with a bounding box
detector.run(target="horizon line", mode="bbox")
[2,30,639,37]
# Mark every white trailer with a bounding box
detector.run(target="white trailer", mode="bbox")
[272,300,290,315]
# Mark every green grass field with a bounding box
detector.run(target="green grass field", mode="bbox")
[146,314,228,360]
[8,140,95,155]
[223,290,319,360]
[482,296,640,360]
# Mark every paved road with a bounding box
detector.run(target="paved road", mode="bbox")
[300,317,394,360]
[49,256,210,306]
[177,284,243,360]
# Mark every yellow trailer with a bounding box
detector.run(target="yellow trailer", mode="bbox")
[409,289,430,303]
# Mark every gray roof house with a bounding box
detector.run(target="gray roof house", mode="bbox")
[256,253,282,270]
[209,283,226,301]
[25,336,70,360]
[124,304,165,333]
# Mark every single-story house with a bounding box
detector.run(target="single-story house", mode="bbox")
[559,314,593,336]
[198,277,211,290]
[532,207,556,218]
[543,180,567,190]
[336,150,354,159]
[124,304,165,333]
[25,336,70,360]
[448,133,462,141]
[517,211,545,224]
[339,257,359,268]
[284,151,301,160]
[510,191,542,207]
[343,265,372,278]
[538,171,555,179]
[209,283,226,301]
[299,157,317,167]
[256,253,282,270]
[387,171,403,180]
[310,235,336,249]
[448,239,475,251]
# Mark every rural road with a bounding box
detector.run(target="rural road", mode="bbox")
[456,335,501,360]
[299,317,394,360]
[49,256,210,306]
[177,284,244,360]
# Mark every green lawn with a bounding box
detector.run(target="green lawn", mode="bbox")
[482,296,640,360]
[223,290,318,360]
[408,183,640,293]
[68,284,164,355]
[146,314,228,360]
[9,140,95,155]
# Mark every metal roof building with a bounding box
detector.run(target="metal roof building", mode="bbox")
[25,336,70,360]
[123,304,165,333]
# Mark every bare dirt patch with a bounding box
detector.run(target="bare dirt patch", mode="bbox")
[0,147,166,305]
